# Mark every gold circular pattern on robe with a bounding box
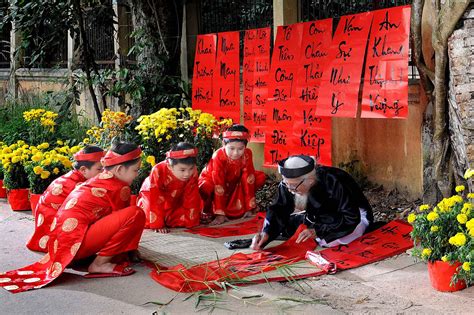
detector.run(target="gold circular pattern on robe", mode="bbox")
[70,242,82,256]
[215,185,225,196]
[99,172,114,179]
[51,203,61,210]
[37,213,44,227]
[62,217,79,232]
[23,277,41,283]
[39,253,50,264]
[53,239,59,253]
[170,190,177,198]
[4,285,19,291]
[249,197,256,208]
[50,217,57,232]
[0,277,12,283]
[235,199,242,210]
[39,235,49,249]
[91,187,107,198]
[247,174,255,185]
[189,208,195,220]
[65,197,78,210]
[50,262,62,278]
[51,184,63,196]
[149,212,157,223]
[17,270,34,275]
[158,196,165,203]
[120,186,131,201]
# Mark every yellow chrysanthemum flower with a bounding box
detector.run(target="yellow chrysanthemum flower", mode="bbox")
[419,204,430,211]
[426,211,439,222]
[422,248,432,257]
[407,213,416,224]
[40,170,50,179]
[455,185,465,193]
[53,168,60,175]
[464,169,474,180]
[430,225,439,232]
[467,219,474,230]
[449,233,467,247]
[146,155,156,166]
[33,166,43,175]
[457,213,468,224]
[462,262,470,271]
[441,256,449,262]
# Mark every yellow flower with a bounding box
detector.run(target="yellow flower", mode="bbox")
[56,140,64,146]
[407,213,416,224]
[146,155,156,166]
[422,248,432,257]
[464,169,474,180]
[11,156,21,163]
[53,167,60,175]
[441,256,449,262]
[468,193,474,199]
[469,229,474,237]
[42,159,51,166]
[466,219,474,230]
[455,185,465,193]
[430,225,439,232]
[462,262,470,271]
[40,170,50,179]
[457,213,468,224]
[33,166,43,174]
[419,204,430,211]
[449,233,467,247]
[426,211,439,222]
[31,154,42,162]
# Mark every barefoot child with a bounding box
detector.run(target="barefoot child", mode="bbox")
[138,142,201,233]
[199,124,266,225]
[27,145,105,252]
[0,142,145,293]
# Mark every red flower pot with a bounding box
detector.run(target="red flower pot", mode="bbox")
[428,261,467,292]
[0,180,6,198]
[7,189,31,211]
[130,194,138,206]
[29,193,42,216]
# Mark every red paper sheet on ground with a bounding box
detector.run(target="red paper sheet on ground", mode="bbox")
[148,220,413,293]
[243,27,271,143]
[213,31,240,123]
[264,23,303,167]
[361,5,411,119]
[192,34,217,113]
[317,12,373,117]
[185,212,265,238]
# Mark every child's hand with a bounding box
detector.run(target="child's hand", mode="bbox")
[155,228,170,234]
[209,215,227,226]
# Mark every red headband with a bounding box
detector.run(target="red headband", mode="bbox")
[73,150,105,162]
[223,131,250,140]
[101,147,142,167]
[166,148,198,159]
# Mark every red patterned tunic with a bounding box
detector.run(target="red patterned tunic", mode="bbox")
[138,161,201,229]
[0,171,136,294]
[198,147,265,218]
[27,170,87,252]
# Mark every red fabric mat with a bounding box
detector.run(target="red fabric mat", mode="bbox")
[184,212,265,238]
[149,220,413,292]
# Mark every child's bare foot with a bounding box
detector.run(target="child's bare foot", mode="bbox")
[155,228,170,233]
[209,215,227,226]
[243,208,258,218]
[88,261,116,274]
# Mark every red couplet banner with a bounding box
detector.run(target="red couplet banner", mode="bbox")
[291,19,333,166]
[243,27,271,143]
[213,31,240,123]
[361,5,411,119]
[317,12,373,117]
[264,23,303,167]
[191,34,216,113]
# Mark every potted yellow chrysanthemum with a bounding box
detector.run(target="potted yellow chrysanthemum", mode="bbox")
[409,168,474,292]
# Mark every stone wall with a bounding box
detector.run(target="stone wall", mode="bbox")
[448,5,474,184]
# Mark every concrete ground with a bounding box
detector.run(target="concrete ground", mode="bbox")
[1,199,473,314]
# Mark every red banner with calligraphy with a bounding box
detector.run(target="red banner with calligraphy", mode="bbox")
[361,5,411,119]
[243,27,271,142]
[192,34,216,113]
[264,23,303,166]
[317,12,373,118]
[213,31,240,123]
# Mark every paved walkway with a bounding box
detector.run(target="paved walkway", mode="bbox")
[1,199,472,314]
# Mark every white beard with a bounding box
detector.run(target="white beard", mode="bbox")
[294,193,308,212]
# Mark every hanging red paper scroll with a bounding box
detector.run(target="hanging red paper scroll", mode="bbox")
[264,23,303,167]
[213,31,240,123]
[317,12,373,117]
[361,5,411,119]
[243,27,271,142]
[291,19,333,166]
[192,34,216,113]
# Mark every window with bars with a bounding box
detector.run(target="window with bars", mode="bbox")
[0,0,10,69]
[300,0,418,80]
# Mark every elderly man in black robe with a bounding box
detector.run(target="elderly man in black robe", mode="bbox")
[251,155,374,250]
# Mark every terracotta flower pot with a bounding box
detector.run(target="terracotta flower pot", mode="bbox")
[7,189,31,211]
[130,194,138,206]
[0,179,7,198]
[29,193,42,216]
[427,260,466,292]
